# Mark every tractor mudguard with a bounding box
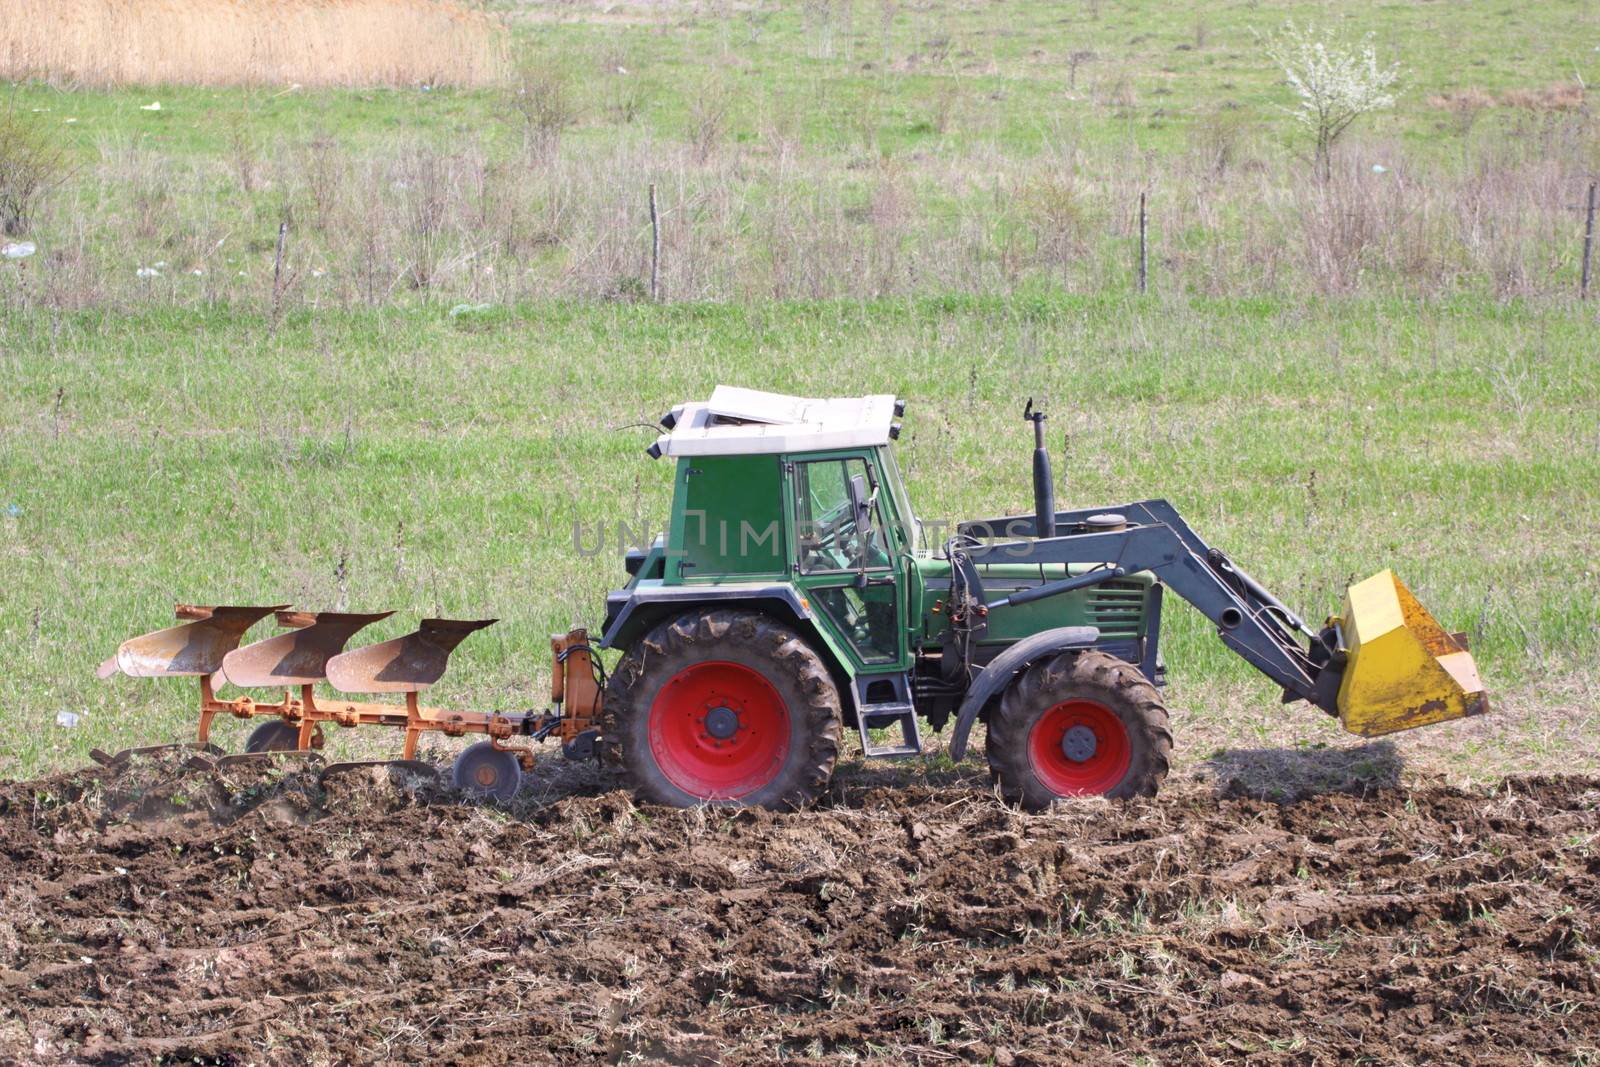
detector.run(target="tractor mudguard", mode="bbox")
[599,582,816,651]
[947,626,1100,762]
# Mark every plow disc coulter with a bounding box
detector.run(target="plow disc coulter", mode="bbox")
[100,388,1488,810]
[100,606,603,799]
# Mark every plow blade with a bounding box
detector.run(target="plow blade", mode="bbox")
[326,618,496,694]
[98,605,288,679]
[221,610,395,687]
[1336,570,1488,737]
[319,759,439,788]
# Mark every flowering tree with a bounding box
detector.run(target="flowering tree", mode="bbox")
[1265,22,1400,182]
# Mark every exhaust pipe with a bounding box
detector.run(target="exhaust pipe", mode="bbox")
[1025,399,1055,538]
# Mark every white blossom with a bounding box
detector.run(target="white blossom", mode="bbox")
[1264,22,1400,181]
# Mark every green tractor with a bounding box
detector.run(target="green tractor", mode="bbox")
[102,387,1487,808]
[597,387,1488,810]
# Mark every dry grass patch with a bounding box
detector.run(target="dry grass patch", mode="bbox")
[0,0,507,88]
[1428,82,1589,115]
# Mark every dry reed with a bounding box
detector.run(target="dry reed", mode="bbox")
[0,0,506,88]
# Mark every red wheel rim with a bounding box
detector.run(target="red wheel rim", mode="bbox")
[1027,699,1131,797]
[648,661,790,800]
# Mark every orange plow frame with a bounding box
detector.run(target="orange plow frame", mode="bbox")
[100,605,604,777]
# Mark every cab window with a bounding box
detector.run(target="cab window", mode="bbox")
[793,457,890,575]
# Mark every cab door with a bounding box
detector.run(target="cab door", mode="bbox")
[787,452,908,671]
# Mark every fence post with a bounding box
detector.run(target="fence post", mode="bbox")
[271,219,289,317]
[1582,180,1596,301]
[1137,190,1148,294]
[649,183,661,302]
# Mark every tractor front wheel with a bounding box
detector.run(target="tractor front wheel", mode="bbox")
[986,649,1172,811]
[603,609,842,810]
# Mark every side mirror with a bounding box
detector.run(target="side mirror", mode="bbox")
[847,473,872,533]
[847,474,875,575]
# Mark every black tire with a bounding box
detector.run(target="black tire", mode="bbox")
[985,649,1172,811]
[245,720,320,753]
[602,609,842,810]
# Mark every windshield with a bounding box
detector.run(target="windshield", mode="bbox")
[878,446,920,552]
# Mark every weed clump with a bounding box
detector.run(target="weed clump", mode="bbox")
[0,105,68,237]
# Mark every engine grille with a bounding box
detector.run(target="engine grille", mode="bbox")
[1088,580,1146,639]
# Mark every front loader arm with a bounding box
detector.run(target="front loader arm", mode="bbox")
[953,493,1488,751]
[960,499,1332,709]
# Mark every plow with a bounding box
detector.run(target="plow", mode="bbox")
[97,607,602,799]
[101,387,1488,809]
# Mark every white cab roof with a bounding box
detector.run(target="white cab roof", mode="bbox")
[654,386,898,457]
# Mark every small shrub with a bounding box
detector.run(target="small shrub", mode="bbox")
[397,146,451,290]
[930,77,964,135]
[1020,174,1092,268]
[689,80,732,165]
[0,106,69,237]
[606,77,649,125]
[1192,107,1251,176]
[1094,70,1138,110]
[506,61,576,161]
[1427,88,1494,137]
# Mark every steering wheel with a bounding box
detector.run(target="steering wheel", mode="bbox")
[811,500,857,549]
[801,500,859,571]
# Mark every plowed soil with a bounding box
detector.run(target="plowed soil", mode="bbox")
[1,754,1596,1066]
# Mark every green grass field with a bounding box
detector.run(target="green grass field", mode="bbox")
[2,0,1597,786]
[4,296,1596,785]
[4,0,1598,307]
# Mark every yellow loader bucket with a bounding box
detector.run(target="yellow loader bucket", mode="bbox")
[1336,570,1488,737]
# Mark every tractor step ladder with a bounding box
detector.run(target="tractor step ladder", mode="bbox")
[853,675,922,758]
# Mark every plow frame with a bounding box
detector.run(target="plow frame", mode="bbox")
[192,677,538,766]
[103,606,608,780]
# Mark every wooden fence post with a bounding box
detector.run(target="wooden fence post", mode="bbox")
[271,219,289,317]
[649,183,661,302]
[1582,180,1596,301]
[1137,191,1148,294]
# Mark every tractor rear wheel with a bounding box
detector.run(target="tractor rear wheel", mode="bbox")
[986,649,1172,811]
[602,609,842,810]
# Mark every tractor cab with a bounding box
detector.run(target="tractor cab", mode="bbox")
[650,388,913,577]
[603,388,918,685]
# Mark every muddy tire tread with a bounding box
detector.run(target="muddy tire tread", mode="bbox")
[601,609,842,810]
[986,649,1173,811]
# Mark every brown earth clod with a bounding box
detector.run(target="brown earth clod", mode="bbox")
[0,754,1596,1064]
